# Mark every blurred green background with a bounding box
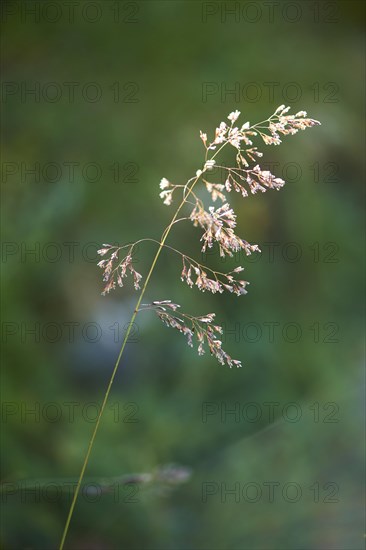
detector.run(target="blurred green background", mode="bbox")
[1,1,365,548]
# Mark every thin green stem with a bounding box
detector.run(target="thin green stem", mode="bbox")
[58,314,137,549]
[59,169,205,550]
[59,132,233,548]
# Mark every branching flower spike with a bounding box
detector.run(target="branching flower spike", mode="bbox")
[60,106,320,550]
[97,106,320,368]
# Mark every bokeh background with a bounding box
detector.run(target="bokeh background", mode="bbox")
[1,1,365,548]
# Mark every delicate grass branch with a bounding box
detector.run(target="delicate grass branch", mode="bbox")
[60,106,320,549]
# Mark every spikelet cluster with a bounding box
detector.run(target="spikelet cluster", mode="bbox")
[181,258,249,296]
[97,244,142,296]
[142,301,242,368]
